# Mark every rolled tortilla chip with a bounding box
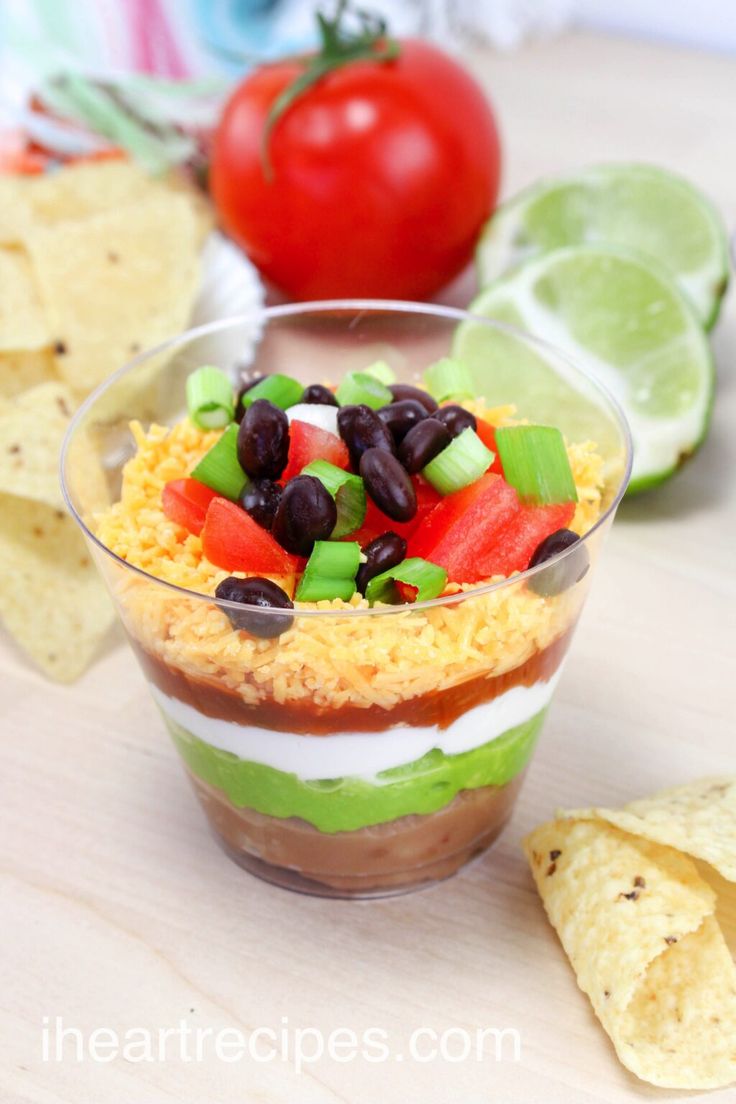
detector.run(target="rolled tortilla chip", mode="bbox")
[612,915,736,1089]
[524,817,736,1089]
[568,776,736,882]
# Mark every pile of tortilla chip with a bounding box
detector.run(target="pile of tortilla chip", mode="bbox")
[0,158,210,681]
[524,777,736,1090]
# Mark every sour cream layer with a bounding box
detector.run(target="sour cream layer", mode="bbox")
[151,671,561,782]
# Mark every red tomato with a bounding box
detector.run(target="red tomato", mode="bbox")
[474,419,504,474]
[350,474,441,547]
[162,478,219,536]
[0,129,49,174]
[281,420,349,482]
[473,502,575,579]
[408,474,576,583]
[408,474,519,582]
[210,39,501,299]
[201,498,297,575]
[396,581,419,604]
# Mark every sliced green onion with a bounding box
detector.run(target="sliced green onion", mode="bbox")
[186,365,235,429]
[296,576,356,602]
[423,357,476,403]
[363,360,396,386]
[365,557,447,605]
[494,426,578,505]
[304,540,361,578]
[240,373,304,412]
[422,427,494,495]
[190,424,247,501]
[295,541,361,602]
[335,371,392,410]
[302,459,367,538]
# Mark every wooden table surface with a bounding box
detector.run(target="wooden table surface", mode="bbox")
[2,30,735,1104]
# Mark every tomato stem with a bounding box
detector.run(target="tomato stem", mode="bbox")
[261,0,400,180]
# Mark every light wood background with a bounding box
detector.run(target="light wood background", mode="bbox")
[2,30,735,1104]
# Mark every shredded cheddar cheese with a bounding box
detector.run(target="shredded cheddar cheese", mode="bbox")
[93,407,606,711]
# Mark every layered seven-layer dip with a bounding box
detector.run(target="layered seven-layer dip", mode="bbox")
[95,360,605,894]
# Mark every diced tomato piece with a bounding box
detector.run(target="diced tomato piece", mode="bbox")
[162,478,219,536]
[412,473,444,519]
[281,420,349,482]
[473,501,576,579]
[71,147,128,165]
[475,418,504,474]
[396,581,419,603]
[201,498,298,575]
[474,418,496,451]
[346,500,389,546]
[408,474,520,582]
[408,473,577,583]
[0,141,50,174]
[349,474,442,546]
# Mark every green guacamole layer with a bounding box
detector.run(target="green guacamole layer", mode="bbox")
[166,708,545,834]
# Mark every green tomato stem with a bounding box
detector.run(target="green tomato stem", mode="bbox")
[260,1,400,180]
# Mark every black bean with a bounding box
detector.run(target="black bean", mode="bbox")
[434,404,477,438]
[234,374,265,423]
[360,448,417,522]
[527,528,590,598]
[377,399,428,443]
[238,479,282,531]
[337,404,395,468]
[237,399,290,480]
[215,576,294,638]
[272,474,337,556]
[301,383,339,407]
[389,383,438,414]
[356,532,407,595]
[398,418,451,474]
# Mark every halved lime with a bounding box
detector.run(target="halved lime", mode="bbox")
[455,245,714,493]
[477,164,729,329]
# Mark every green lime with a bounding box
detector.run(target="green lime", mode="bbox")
[477,164,729,329]
[455,246,715,493]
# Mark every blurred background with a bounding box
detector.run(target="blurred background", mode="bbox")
[3,0,733,311]
[2,0,736,107]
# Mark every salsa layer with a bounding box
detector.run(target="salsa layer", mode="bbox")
[137,629,570,734]
[164,707,545,833]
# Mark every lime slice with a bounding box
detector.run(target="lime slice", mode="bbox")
[456,246,715,493]
[477,164,729,329]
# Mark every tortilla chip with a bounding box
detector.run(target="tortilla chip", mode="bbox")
[705,858,736,927]
[0,176,34,245]
[524,817,736,1089]
[0,246,51,351]
[25,193,199,396]
[569,777,736,883]
[164,171,214,246]
[25,159,169,222]
[614,916,736,1089]
[0,348,58,398]
[0,493,114,681]
[62,415,114,519]
[3,160,210,245]
[0,381,76,507]
[525,818,715,1017]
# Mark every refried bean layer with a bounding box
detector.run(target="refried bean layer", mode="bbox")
[189,771,524,895]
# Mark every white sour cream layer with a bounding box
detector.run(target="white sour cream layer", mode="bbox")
[151,670,562,782]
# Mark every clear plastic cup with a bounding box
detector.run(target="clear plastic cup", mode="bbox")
[61,302,632,898]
